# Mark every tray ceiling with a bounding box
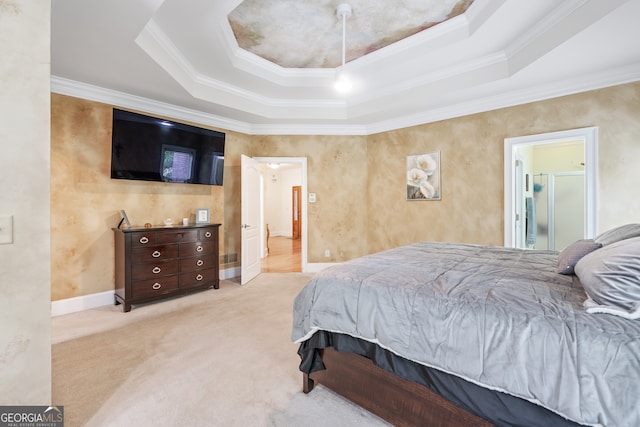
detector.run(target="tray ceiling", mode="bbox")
[51,0,640,134]
[228,0,474,68]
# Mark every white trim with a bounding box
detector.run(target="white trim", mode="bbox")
[504,127,598,248]
[52,63,640,137]
[253,157,309,274]
[51,290,114,317]
[50,76,255,135]
[220,266,241,280]
[52,267,241,316]
[369,65,640,135]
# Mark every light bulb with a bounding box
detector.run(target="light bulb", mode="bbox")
[334,71,352,92]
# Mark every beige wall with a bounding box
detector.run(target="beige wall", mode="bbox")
[50,81,640,302]
[368,83,640,252]
[368,116,505,251]
[252,135,369,262]
[50,95,247,300]
[0,1,52,404]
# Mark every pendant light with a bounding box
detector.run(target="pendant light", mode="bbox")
[334,3,352,92]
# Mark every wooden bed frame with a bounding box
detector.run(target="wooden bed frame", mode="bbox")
[303,347,494,427]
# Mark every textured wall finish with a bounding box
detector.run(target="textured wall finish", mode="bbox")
[50,81,640,302]
[367,82,640,253]
[251,135,369,262]
[50,95,231,300]
[0,0,52,404]
[367,114,504,252]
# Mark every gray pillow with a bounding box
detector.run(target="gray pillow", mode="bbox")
[557,239,601,275]
[575,236,640,316]
[594,223,640,246]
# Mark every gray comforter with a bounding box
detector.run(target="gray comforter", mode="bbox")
[292,242,640,427]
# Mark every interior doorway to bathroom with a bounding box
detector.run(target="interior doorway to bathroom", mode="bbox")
[504,127,598,250]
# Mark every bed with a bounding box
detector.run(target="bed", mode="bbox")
[292,225,640,427]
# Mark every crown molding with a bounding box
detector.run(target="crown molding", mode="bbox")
[52,61,640,137]
[250,123,369,136]
[366,63,640,135]
[50,75,364,135]
[504,0,629,75]
[50,76,255,134]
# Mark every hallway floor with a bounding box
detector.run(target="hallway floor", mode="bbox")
[261,236,301,273]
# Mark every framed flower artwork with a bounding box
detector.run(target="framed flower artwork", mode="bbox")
[406,152,441,200]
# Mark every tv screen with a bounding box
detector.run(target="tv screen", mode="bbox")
[111,109,225,185]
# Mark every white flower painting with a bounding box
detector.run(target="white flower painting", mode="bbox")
[406,152,441,200]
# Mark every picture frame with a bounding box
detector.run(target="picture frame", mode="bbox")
[118,209,131,228]
[406,151,441,201]
[195,208,210,224]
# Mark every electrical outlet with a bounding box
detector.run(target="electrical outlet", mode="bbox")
[324,249,330,257]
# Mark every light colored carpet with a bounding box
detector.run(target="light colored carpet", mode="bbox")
[52,273,391,427]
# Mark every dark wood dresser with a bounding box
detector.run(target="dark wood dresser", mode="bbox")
[113,224,221,312]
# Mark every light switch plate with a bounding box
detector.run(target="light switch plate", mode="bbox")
[308,193,316,203]
[0,215,13,244]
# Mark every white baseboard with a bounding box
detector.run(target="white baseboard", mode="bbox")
[52,267,240,316]
[221,266,240,280]
[51,290,115,317]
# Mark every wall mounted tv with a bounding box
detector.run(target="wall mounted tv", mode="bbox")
[110,109,225,186]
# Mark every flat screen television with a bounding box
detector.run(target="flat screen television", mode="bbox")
[110,109,225,186]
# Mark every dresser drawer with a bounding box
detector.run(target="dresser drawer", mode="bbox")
[180,267,218,289]
[131,276,179,298]
[155,229,198,244]
[130,229,200,247]
[131,245,178,263]
[180,254,217,272]
[199,228,217,241]
[114,224,220,312]
[179,241,216,257]
[130,231,159,247]
[132,260,180,281]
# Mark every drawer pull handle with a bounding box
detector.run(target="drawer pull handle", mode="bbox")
[152,251,161,258]
[139,236,149,244]
[152,283,162,290]
[152,266,162,274]
[197,259,204,266]
[196,246,204,252]
[196,274,203,281]
[205,231,212,238]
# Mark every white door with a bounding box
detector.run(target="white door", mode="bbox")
[241,155,262,284]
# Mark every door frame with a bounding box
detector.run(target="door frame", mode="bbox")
[254,157,308,272]
[503,127,598,248]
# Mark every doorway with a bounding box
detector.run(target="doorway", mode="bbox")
[504,127,598,249]
[254,157,307,273]
[262,235,302,272]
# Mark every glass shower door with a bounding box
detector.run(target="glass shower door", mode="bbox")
[532,172,584,250]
